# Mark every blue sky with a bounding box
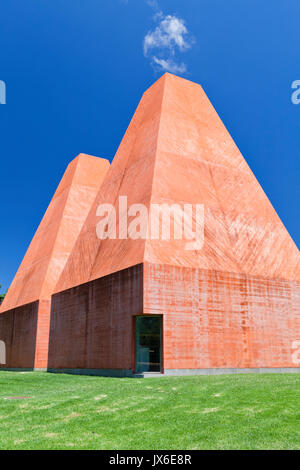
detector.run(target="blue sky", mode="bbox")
[0,0,299,291]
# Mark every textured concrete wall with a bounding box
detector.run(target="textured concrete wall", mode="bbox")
[1,261,298,372]
[144,262,300,370]
[34,300,51,369]
[0,302,38,369]
[48,265,143,370]
[47,261,299,373]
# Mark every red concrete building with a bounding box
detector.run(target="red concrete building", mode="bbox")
[0,154,109,369]
[1,74,300,376]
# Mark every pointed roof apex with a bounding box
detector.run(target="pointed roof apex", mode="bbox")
[71,152,109,162]
[143,72,203,97]
[55,154,110,194]
[66,153,110,173]
[0,154,110,312]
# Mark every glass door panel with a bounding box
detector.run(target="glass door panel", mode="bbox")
[135,316,161,373]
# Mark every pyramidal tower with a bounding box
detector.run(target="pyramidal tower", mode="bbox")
[56,74,299,288]
[0,154,109,369]
[47,74,299,376]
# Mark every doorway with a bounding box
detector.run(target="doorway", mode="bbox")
[135,316,162,373]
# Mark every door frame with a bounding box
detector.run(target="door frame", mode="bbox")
[132,314,164,374]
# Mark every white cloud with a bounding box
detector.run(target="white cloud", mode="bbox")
[143,12,193,75]
[144,15,191,56]
[152,57,187,74]
[146,0,160,9]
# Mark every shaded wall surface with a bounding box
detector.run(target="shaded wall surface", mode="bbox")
[144,263,300,370]
[0,302,38,369]
[48,265,143,371]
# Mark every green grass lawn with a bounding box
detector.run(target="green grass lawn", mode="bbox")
[0,371,299,450]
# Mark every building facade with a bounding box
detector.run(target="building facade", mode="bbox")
[1,74,299,376]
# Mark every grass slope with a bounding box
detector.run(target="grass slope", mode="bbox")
[0,371,299,450]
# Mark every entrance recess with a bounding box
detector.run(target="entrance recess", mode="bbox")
[135,316,162,373]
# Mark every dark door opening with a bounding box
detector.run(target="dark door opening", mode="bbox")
[135,316,162,373]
